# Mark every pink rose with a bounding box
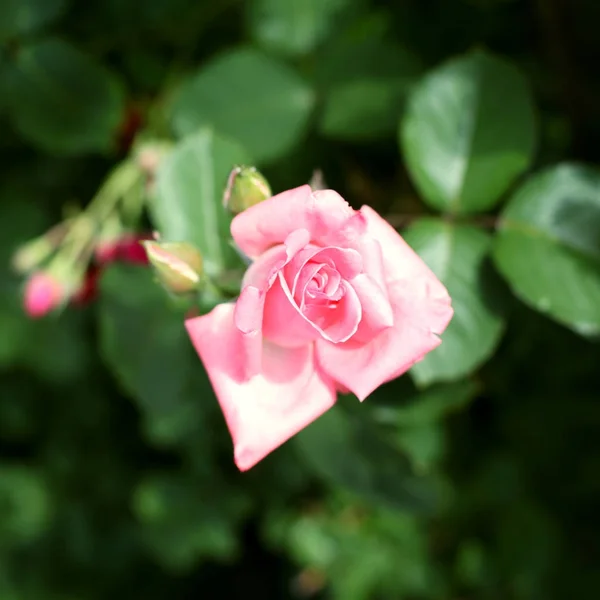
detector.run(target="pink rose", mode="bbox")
[185,186,453,471]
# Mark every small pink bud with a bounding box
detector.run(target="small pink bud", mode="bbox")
[23,272,64,318]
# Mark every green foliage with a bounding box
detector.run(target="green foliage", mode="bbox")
[1,0,600,598]
[3,38,126,154]
[0,0,66,43]
[401,50,536,214]
[170,48,315,163]
[403,219,506,385]
[294,405,438,513]
[493,163,600,336]
[316,23,422,140]
[151,130,249,276]
[247,0,361,58]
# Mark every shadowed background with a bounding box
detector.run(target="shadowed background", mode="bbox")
[1,0,600,598]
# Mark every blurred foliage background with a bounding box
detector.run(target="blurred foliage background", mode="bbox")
[1,0,600,598]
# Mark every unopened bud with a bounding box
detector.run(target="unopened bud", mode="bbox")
[223,166,271,214]
[23,272,65,318]
[143,241,203,295]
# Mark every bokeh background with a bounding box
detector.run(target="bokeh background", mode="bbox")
[2,0,600,598]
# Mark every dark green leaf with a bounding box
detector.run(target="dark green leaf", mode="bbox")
[265,502,435,600]
[317,35,422,140]
[5,38,125,153]
[397,422,446,475]
[98,265,205,445]
[0,183,51,367]
[170,47,315,163]
[151,129,249,277]
[493,163,600,336]
[400,50,536,213]
[247,0,359,57]
[0,0,66,42]
[395,381,479,426]
[133,473,251,570]
[403,218,505,385]
[0,466,52,546]
[294,405,438,513]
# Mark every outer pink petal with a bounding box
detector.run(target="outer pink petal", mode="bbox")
[185,304,336,471]
[349,273,394,342]
[316,207,453,400]
[231,186,358,259]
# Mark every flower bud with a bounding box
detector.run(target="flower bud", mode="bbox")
[71,266,101,306]
[94,216,125,264]
[118,234,151,265]
[143,241,203,295]
[223,166,271,214]
[95,230,151,266]
[23,272,65,318]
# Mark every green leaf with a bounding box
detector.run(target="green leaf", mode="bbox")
[403,218,505,385]
[170,47,315,163]
[133,473,251,570]
[0,183,51,368]
[247,0,359,57]
[294,405,438,513]
[151,129,249,277]
[266,503,435,600]
[98,265,205,445]
[0,466,52,546]
[316,36,422,140]
[4,38,125,153]
[493,163,600,336]
[0,0,66,42]
[397,422,446,475]
[400,50,536,214]
[395,381,479,426]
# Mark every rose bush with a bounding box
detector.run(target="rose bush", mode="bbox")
[186,185,453,470]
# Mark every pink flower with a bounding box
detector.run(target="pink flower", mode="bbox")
[23,272,64,318]
[185,186,453,471]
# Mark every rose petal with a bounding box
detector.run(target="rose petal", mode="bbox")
[303,280,361,343]
[231,186,359,259]
[262,275,320,347]
[186,304,336,471]
[316,207,453,400]
[242,228,311,289]
[285,245,363,290]
[360,206,452,331]
[349,273,394,342]
[235,228,312,360]
[293,261,325,304]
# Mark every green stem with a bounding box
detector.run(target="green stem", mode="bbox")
[48,160,144,279]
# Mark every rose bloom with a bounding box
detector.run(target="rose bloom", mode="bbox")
[186,186,453,470]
